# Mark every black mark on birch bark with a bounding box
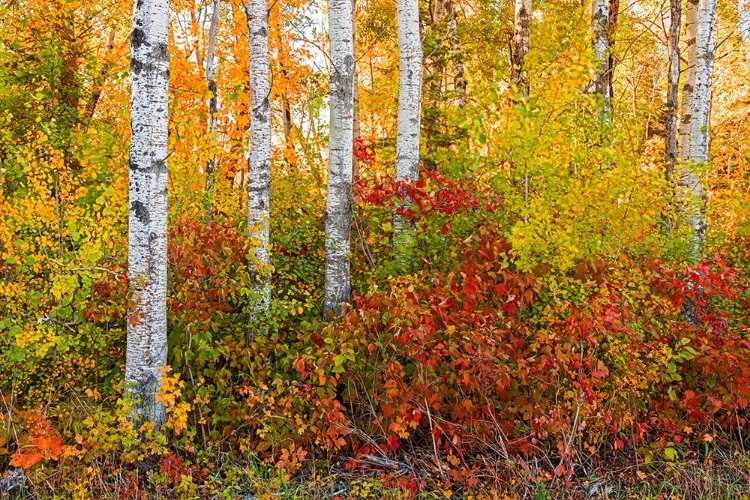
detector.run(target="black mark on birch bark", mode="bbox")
[131,201,150,224]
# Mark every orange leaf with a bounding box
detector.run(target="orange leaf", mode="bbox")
[33,435,63,461]
[10,450,43,470]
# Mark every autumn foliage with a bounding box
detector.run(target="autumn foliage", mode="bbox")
[7,168,750,496]
[3,0,750,497]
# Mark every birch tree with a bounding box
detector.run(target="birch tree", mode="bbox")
[324,0,355,315]
[352,0,362,180]
[205,0,220,220]
[677,0,716,259]
[511,0,531,95]
[247,0,272,312]
[592,0,612,119]
[393,0,423,266]
[665,0,680,180]
[126,0,170,429]
[678,0,698,160]
[741,0,750,40]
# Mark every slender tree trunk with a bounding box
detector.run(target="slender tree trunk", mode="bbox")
[445,0,465,106]
[58,13,80,125]
[57,10,82,169]
[352,0,361,180]
[83,27,116,124]
[324,0,355,315]
[607,0,619,97]
[422,0,465,164]
[126,0,170,430]
[678,0,716,260]
[393,0,423,267]
[685,0,715,165]
[665,0,681,181]
[190,8,205,71]
[352,76,361,177]
[592,0,611,119]
[511,0,531,95]
[422,0,445,169]
[679,0,698,161]
[281,93,295,162]
[247,0,272,312]
[276,26,297,166]
[282,97,292,143]
[205,0,220,221]
[510,0,532,225]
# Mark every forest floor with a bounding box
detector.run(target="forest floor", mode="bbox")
[224,452,750,500]
[1,448,750,498]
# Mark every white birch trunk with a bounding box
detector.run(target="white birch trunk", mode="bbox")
[205,0,220,220]
[126,0,170,429]
[678,0,698,162]
[678,0,716,259]
[686,0,715,164]
[247,0,272,312]
[740,0,750,41]
[512,0,531,94]
[324,0,355,314]
[352,0,361,180]
[393,0,423,267]
[665,0,680,180]
[592,0,611,118]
